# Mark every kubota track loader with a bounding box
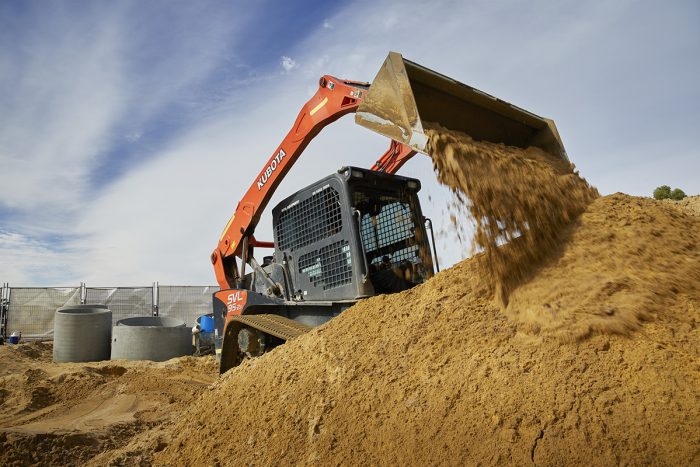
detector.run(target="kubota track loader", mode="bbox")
[211,52,567,373]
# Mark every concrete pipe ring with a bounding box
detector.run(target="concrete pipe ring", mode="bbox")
[111,316,193,362]
[53,304,112,363]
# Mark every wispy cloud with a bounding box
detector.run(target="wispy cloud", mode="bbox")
[0,230,78,284]
[0,3,126,217]
[0,1,253,284]
[280,56,298,73]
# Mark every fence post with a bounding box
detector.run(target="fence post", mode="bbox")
[0,283,8,339]
[152,281,159,317]
[80,282,87,305]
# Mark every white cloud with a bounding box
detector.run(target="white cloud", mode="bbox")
[322,19,333,29]
[280,56,298,72]
[0,2,248,227]
[0,5,126,217]
[0,230,79,284]
[0,1,256,284]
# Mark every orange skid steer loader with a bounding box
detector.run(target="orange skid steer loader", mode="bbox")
[210,52,567,373]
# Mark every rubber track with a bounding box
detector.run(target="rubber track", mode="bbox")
[220,314,312,373]
[232,314,312,341]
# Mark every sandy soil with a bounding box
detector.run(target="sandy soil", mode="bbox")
[665,195,700,218]
[0,342,217,465]
[153,194,700,466]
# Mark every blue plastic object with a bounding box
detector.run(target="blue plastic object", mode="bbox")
[199,315,215,333]
[9,331,21,344]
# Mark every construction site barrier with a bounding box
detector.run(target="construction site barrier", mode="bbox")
[0,282,218,340]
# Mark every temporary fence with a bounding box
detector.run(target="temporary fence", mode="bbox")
[0,282,218,340]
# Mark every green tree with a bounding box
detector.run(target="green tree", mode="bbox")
[670,188,686,201]
[653,185,672,200]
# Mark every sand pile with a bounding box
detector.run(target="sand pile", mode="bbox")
[425,125,599,304]
[0,342,217,466]
[507,193,700,341]
[665,194,700,218]
[153,194,699,466]
[421,128,687,341]
[679,195,700,216]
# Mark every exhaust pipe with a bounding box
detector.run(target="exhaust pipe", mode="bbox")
[356,52,568,161]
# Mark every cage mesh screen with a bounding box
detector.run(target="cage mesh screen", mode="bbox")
[86,287,152,327]
[298,240,352,290]
[354,192,419,267]
[277,186,342,251]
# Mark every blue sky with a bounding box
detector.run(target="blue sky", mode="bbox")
[1,0,698,285]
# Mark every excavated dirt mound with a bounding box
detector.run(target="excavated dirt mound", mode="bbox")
[665,194,700,218]
[679,195,700,216]
[0,341,217,466]
[507,194,700,341]
[154,194,700,466]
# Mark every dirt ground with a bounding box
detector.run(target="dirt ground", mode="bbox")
[0,342,217,465]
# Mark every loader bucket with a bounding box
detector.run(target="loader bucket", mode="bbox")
[356,52,568,160]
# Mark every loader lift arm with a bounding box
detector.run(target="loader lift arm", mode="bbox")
[211,75,417,289]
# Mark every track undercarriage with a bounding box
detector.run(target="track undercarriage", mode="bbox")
[219,314,312,373]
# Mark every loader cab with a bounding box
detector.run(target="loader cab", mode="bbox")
[271,167,435,302]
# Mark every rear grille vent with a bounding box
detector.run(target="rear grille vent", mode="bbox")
[277,186,342,251]
[298,240,352,290]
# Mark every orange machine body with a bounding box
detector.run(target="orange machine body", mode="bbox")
[211,75,417,290]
